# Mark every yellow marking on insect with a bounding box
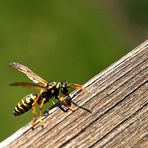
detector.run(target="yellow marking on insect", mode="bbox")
[13,110,16,114]
[18,103,24,110]
[30,94,36,100]
[51,90,54,93]
[56,82,60,89]
[48,85,52,89]
[22,99,28,107]
[15,107,20,112]
[26,97,31,104]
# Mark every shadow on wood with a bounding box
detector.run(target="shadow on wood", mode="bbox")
[0,40,148,148]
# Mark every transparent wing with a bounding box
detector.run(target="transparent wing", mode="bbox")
[10,82,48,90]
[9,62,47,85]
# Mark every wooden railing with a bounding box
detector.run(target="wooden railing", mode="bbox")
[0,40,148,148]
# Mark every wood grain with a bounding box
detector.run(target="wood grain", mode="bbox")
[0,40,148,148]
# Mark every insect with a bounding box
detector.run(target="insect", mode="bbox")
[9,62,86,129]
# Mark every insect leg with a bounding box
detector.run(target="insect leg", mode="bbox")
[39,98,46,128]
[51,100,56,105]
[59,96,76,112]
[32,93,42,130]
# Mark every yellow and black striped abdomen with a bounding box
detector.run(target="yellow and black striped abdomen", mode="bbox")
[13,94,37,116]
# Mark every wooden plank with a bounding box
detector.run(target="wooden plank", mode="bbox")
[0,40,148,148]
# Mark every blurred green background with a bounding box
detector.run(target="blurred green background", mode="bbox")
[0,0,147,141]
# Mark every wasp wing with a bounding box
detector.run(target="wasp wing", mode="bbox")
[10,82,48,90]
[9,62,47,85]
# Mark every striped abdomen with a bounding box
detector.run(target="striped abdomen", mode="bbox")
[13,94,37,116]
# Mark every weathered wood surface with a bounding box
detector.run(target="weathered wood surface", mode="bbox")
[1,40,148,148]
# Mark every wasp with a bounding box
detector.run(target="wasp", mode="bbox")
[9,62,86,129]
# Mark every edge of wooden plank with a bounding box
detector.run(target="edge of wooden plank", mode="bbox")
[0,39,148,148]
